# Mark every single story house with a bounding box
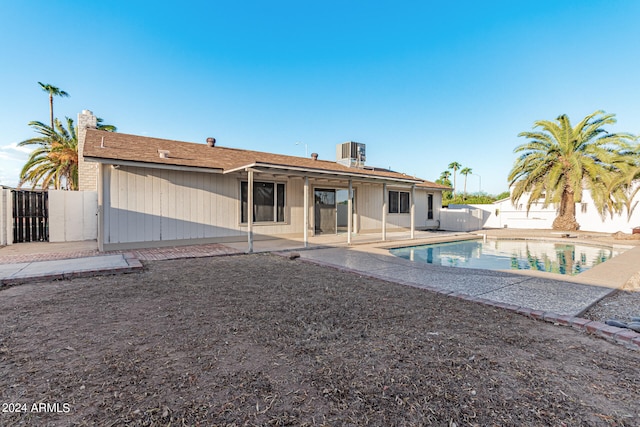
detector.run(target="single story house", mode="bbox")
[77,111,449,251]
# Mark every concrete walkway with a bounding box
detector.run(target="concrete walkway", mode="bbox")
[0,253,142,285]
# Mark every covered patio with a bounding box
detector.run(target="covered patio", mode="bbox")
[237,163,432,252]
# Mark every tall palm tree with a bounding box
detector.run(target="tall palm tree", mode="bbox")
[460,167,473,195]
[508,110,637,230]
[19,118,79,190]
[38,82,69,129]
[448,161,461,196]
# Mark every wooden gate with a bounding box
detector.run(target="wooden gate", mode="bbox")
[12,190,49,243]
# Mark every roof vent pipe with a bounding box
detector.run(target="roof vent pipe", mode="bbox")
[207,137,216,147]
[158,149,170,159]
[311,153,318,160]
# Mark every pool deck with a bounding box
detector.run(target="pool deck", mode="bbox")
[291,233,639,318]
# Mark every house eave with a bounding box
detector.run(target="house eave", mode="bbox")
[83,156,224,174]
[225,162,425,184]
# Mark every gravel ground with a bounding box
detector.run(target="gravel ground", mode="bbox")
[1,254,639,426]
[583,272,640,324]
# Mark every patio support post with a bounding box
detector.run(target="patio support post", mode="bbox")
[303,176,309,247]
[410,184,416,239]
[382,183,387,241]
[247,168,254,253]
[347,179,353,245]
[97,163,104,252]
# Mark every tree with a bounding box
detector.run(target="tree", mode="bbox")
[508,111,637,230]
[38,82,69,129]
[97,117,117,132]
[460,167,473,196]
[19,118,79,190]
[496,191,511,200]
[437,170,453,200]
[448,162,461,196]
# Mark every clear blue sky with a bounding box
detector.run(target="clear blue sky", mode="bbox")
[2,0,639,195]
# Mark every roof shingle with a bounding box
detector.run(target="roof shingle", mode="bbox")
[82,129,450,189]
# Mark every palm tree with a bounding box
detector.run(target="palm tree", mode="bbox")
[448,161,461,196]
[437,170,453,200]
[460,167,473,195]
[592,163,640,221]
[508,110,637,230]
[38,82,69,129]
[19,118,79,190]
[97,117,117,132]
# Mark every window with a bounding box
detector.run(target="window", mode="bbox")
[427,194,434,220]
[581,203,587,214]
[389,190,410,214]
[241,181,286,223]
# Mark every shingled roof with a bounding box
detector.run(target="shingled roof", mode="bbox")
[83,129,450,189]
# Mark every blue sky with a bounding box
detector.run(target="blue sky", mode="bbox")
[1,1,639,195]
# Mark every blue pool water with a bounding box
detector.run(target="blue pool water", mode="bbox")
[389,239,624,275]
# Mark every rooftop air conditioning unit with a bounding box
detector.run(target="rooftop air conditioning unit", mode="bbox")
[336,141,366,167]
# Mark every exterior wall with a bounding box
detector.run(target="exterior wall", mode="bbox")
[357,184,410,231]
[99,165,445,249]
[428,191,443,229]
[469,199,554,230]
[0,188,11,245]
[101,166,307,249]
[467,186,640,233]
[440,207,484,232]
[77,110,98,191]
[356,185,438,232]
[48,190,98,242]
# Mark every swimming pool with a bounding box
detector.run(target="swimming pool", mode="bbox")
[389,239,625,275]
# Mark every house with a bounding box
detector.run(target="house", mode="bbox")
[77,111,449,251]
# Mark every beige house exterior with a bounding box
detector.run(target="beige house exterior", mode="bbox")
[77,111,448,251]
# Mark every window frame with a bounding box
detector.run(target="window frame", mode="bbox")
[240,180,286,224]
[388,190,410,214]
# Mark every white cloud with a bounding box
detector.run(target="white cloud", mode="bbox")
[0,142,33,154]
[0,143,30,187]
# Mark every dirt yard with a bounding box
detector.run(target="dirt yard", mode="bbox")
[1,254,639,426]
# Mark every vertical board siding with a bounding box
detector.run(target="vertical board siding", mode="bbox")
[356,185,431,231]
[104,167,302,245]
[102,168,441,246]
[356,184,384,231]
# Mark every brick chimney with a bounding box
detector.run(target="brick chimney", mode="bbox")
[77,110,98,191]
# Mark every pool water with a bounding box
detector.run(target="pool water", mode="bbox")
[389,239,624,275]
